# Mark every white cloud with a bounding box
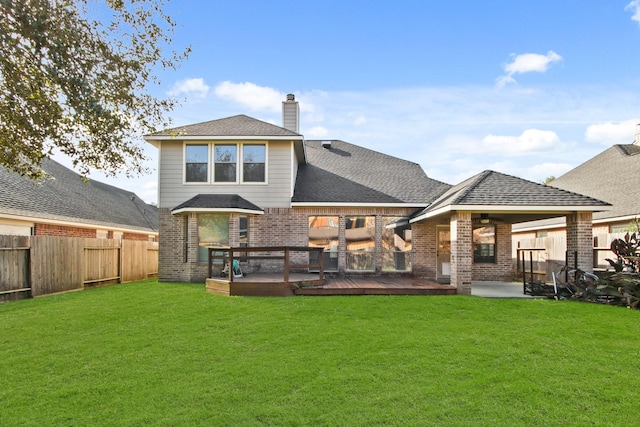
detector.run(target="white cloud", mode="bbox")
[167,78,210,98]
[626,0,640,24]
[585,119,639,145]
[305,126,329,138]
[214,81,284,112]
[478,129,560,156]
[496,51,562,87]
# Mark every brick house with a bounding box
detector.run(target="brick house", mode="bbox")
[146,94,609,294]
[0,158,158,241]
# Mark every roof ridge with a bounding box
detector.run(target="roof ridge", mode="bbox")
[452,170,492,203]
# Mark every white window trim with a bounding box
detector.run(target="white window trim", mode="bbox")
[183,143,210,185]
[183,142,269,185]
[212,143,239,185]
[240,143,268,185]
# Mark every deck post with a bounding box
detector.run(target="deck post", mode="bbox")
[228,248,234,283]
[318,248,324,281]
[284,247,290,284]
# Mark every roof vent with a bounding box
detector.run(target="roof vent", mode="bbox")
[322,141,332,149]
[286,93,295,101]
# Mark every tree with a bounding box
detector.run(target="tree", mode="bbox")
[0,0,189,179]
[543,176,555,185]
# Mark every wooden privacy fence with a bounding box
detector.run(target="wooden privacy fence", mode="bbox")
[0,235,158,300]
[514,232,625,280]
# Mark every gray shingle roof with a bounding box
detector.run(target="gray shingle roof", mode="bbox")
[172,194,263,213]
[413,170,610,219]
[292,140,450,204]
[0,158,158,232]
[548,144,638,221]
[151,114,301,137]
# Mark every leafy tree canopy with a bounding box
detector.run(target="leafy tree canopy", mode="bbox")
[0,0,189,179]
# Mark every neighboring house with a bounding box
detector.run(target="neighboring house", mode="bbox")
[512,135,639,266]
[145,94,609,294]
[0,158,158,240]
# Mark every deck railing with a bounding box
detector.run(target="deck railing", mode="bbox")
[207,246,325,284]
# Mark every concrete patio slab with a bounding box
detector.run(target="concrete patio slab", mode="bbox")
[471,281,535,298]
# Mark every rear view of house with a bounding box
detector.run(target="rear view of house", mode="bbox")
[146,95,610,294]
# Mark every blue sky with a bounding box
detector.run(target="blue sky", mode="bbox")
[69,0,640,203]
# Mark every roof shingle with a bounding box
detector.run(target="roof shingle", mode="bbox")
[292,140,450,204]
[0,158,158,232]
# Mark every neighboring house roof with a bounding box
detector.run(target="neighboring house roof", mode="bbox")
[172,194,264,215]
[0,158,158,233]
[292,140,451,206]
[548,144,638,221]
[411,170,610,223]
[513,143,638,232]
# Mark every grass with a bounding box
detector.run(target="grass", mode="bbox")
[1,280,639,426]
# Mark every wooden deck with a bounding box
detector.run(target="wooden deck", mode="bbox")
[206,273,456,296]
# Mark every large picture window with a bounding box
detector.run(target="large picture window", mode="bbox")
[473,225,496,263]
[197,214,229,263]
[185,145,208,183]
[243,144,266,182]
[346,216,375,271]
[381,217,411,271]
[214,145,237,182]
[308,216,339,271]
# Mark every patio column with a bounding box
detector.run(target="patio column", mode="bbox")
[450,211,472,295]
[566,211,593,272]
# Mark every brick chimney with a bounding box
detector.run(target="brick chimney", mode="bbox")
[282,93,299,133]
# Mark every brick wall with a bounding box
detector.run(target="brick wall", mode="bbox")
[472,221,514,282]
[567,211,593,272]
[159,206,522,285]
[159,206,417,282]
[450,211,472,294]
[34,223,96,238]
[412,220,437,279]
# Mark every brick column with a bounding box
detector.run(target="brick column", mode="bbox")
[566,211,593,272]
[450,211,472,295]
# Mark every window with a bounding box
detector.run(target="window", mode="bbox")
[243,144,266,182]
[381,217,411,271]
[197,214,229,263]
[346,216,375,271]
[185,145,209,182]
[214,145,237,182]
[308,216,339,271]
[239,216,249,247]
[473,225,496,263]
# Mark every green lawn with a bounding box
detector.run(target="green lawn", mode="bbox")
[1,280,638,426]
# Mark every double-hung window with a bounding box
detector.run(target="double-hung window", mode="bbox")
[185,145,209,183]
[242,144,266,182]
[214,145,237,183]
[185,143,267,184]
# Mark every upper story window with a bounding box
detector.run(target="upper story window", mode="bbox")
[185,145,209,183]
[184,143,267,184]
[243,144,266,182]
[214,145,237,183]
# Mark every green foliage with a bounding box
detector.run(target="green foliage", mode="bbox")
[554,268,640,309]
[0,0,189,179]
[605,232,639,273]
[1,280,639,425]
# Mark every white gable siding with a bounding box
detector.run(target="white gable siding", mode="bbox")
[158,140,294,209]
